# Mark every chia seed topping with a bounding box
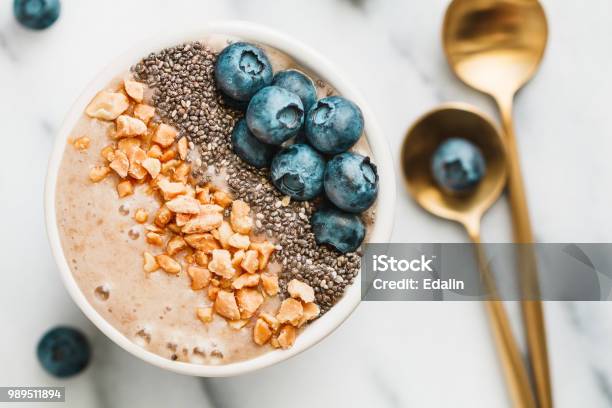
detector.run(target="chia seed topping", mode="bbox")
[133,41,361,313]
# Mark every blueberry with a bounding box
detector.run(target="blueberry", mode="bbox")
[311,207,365,253]
[214,42,273,102]
[305,96,364,154]
[270,144,325,200]
[324,152,378,213]
[37,326,90,378]
[14,0,61,30]
[246,86,304,145]
[272,69,317,112]
[431,138,486,193]
[231,119,277,168]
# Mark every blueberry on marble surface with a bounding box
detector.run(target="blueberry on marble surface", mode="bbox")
[311,207,365,253]
[324,152,378,213]
[13,0,61,30]
[246,86,304,145]
[231,118,277,168]
[270,144,325,200]
[273,69,318,113]
[215,42,273,102]
[431,137,486,193]
[37,326,90,378]
[305,96,364,154]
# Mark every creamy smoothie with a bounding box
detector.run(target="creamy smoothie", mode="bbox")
[55,35,376,365]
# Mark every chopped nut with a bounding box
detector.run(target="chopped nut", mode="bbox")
[154,206,174,227]
[194,251,209,267]
[73,136,90,150]
[200,204,224,213]
[134,208,148,223]
[166,235,187,256]
[196,185,211,204]
[208,249,236,279]
[299,302,321,327]
[184,233,220,252]
[109,150,129,178]
[261,273,279,296]
[115,115,147,138]
[259,312,280,332]
[175,212,193,227]
[270,337,281,349]
[207,285,220,301]
[217,221,233,249]
[101,144,116,161]
[143,252,159,273]
[232,273,260,290]
[159,149,177,164]
[253,319,273,345]
[152,124,178,147]
[187,265,211,290]
[287,279,315,303]
[146,231,164,246]
[117,180,134,198]
[166,195,200,214]
[127,146,148,179]
[228,233,250,250]
[231,250,245,269]
[172,162,191,183]
[228,319,249,330]
[213,191,233,208]
[250,241,276,270]
[181,212,223,234]
[134,103,155,123]
[277,325,296,349]
[196,307,213,323]
[85,90,129,120]
[166,223,182,234]
[89,166,110,182]
[241,250,259,274]
[141,157,161,179]
[230,200,253,234]
[118,137,141,153]
[156,177,187,200]
[276,298,303,326]
[155,254,181,274]
[147,144,163,159]
[235,288,264,319]
[214,290,240,320]
[124,79,145,102]
[177,137,188,160]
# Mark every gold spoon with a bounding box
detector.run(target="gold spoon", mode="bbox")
[442,2,551,406]
[402,103,535,408]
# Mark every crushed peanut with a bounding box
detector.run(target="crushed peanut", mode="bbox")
[73,136,90,150]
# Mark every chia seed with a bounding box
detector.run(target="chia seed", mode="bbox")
[133,41,361,314]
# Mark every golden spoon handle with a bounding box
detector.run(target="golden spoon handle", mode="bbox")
[496,95,553,408]
[467,228,536,408]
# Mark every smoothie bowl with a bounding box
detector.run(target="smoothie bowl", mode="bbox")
[44,22,395,377]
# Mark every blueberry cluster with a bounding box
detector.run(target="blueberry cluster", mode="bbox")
[215,42,378,253]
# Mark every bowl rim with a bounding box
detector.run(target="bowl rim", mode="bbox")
[44,20,396,377]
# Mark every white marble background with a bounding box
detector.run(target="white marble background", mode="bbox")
[1,0,612,406]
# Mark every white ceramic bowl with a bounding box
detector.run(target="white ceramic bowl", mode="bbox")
[44,21,396,377]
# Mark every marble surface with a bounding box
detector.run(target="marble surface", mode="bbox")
[1,0,612,406]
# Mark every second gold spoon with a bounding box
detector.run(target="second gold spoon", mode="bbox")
[402,104,535,407]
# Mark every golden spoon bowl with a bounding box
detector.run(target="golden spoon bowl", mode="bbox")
[401,103,507,234]
[442,0,548,98]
